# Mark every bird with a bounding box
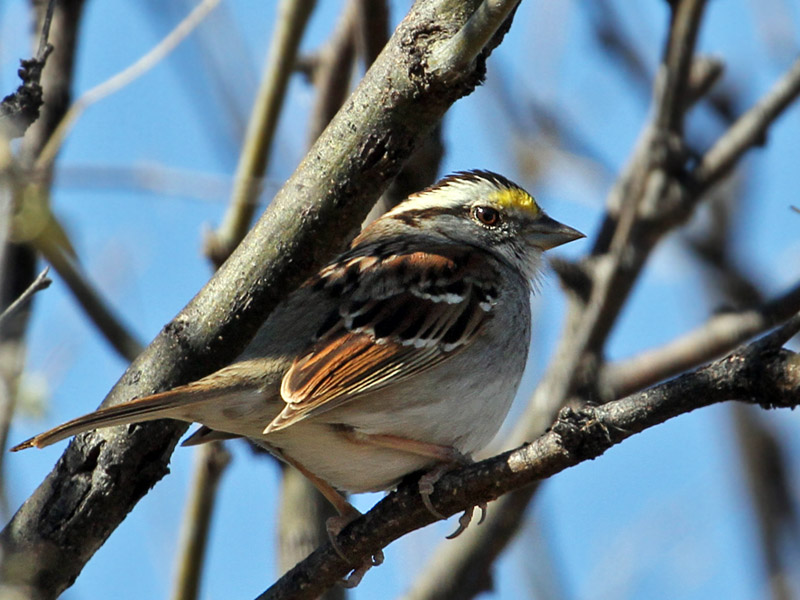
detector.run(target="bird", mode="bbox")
[12,170,583,540]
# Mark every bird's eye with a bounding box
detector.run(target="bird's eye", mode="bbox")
[472,205,501,227]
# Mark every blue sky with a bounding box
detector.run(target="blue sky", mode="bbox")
[4,1,800,599]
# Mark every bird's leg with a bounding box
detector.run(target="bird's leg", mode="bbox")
[282,452,358,520]
[340,430,487,537]
[280,452,384,585]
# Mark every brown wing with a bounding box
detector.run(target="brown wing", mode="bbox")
[263,249,500,433]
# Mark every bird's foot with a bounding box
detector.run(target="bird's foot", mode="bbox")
[326,511,384,588]
[417,456,487,538]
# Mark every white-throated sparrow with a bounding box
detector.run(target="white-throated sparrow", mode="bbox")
[13,170,582,530]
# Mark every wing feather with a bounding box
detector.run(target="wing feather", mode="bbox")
[264,248,500,433]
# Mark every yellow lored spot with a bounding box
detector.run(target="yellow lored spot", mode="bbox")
[489,188,541,216]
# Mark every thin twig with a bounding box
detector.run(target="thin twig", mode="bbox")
[36,0,58,59]
[305,0,358,144]
[140,0,257,152]
[204,0,316,266]
[530,0,708,418]
[654,0,708,134]
[582,0,651,96]
[0,267,51,330]
[54,162,244,201]
[684,56,725,110]
[569,0,709,352]
[18,0,86,166]
[0,6,55,140]
[600,279,800,398]
[692,55,800,192]
[0,0,58,137]
[35,229,143,362]
[35,0,221,170]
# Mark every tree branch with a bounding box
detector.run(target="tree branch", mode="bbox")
[527,0,710,444]
[0,0,56,139]
[0,267,51,330]
[600,279,800,398]
[692,55,800,193]
[428,0,520,75]
[171,442,231,600]
[35,0,221,171]
[654,0,708,134]
[204,0,316,266]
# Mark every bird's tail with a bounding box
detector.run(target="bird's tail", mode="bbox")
[11,386,211,451]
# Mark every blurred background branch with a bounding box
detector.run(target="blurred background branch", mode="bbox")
[204,0,315,267]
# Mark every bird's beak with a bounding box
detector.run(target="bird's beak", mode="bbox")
[527,213,585,250]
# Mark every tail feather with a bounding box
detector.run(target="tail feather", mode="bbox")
[11,387,207,451]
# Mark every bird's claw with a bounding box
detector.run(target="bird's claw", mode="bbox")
[327,513,384,587]
[418,463,451,520]
[446,501,487,539]
[326,513,359,563]
[422,492,488,539]
[340,549,384,588]
[418,459,488,536]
